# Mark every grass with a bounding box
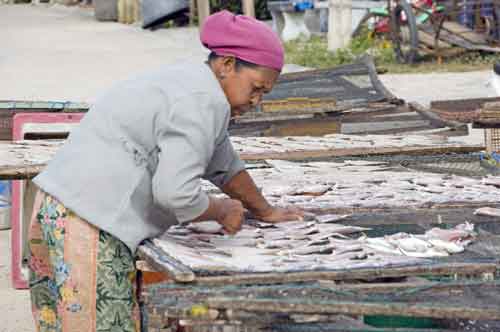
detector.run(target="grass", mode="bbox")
[284,32,500,73]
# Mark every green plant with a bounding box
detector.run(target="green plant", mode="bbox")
[209,0,271,19]
[284,30,396,69]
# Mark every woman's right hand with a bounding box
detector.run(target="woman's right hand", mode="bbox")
[215,198,245,234]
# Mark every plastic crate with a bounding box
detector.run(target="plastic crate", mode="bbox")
[11,113,84,289]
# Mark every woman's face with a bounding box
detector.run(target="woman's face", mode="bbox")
[211,57,280,116]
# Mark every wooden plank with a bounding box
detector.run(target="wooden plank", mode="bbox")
[318,279,494,293]
[340,120,431,134]
[207,297,500,320]
[441,21,488,45]
[0,165,45,180]
[175,314,459,332]
[239,145,483,161]
[417,28,453,49]
[191,263,497,286]
[137,241,195,283]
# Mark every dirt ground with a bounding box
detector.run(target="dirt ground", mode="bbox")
[0,4,498,332]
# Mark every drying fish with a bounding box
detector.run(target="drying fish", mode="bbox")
[399,247,448,258]
[387,236,432,253]
[308,231,350,242]
[246,220,277,229]
[255,238,307,250]
[274,220,317,230]
[232,228,263,239]
[209,237,258,248]
[425,222,476,243]
[276,243,336,256]
[281,195,314,203]
[161,234,216,249]
[262,185,297,197]
[343,160,388,167]
[199,248,233,257]
[483,177,500,187]
[427,238,464,254]
[271,256,301,267]
[364,238,401,255]
[474,207,500,218]
[316,223,371,235]
[292,185,331,196]
[315,214,351,223]
[420,185,446,194]
[187,221,223,234]
[333,244,364,256]
[411,176,446,187]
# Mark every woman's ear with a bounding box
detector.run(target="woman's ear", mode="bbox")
[220,56,237,76]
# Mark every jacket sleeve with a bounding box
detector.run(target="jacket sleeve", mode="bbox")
[203,132,246,189]
[152,93,225,223]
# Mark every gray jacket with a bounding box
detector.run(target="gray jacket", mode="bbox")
[34,63,245,252]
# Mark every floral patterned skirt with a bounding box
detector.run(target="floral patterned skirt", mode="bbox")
[28,190,140,332]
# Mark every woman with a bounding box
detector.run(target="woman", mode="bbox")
[28,10,303,332]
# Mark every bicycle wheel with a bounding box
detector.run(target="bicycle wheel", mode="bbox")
[391,0,419,63]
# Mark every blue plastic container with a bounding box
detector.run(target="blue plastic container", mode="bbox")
[0,181,11,230]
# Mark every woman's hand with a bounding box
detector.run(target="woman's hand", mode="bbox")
[215,198,245,234]
[256,206,304,224]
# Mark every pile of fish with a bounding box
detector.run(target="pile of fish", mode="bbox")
[201,159,500,211]
[154,216,476,273]
[230,133,483,155]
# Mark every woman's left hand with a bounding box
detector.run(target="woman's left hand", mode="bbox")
[257,206,304,224]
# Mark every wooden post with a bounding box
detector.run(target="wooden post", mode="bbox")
[328,0,343,51]
[197,0,210,26]
[242,0,255,18]
[328,0,352,51]
[341,0,352,47]
[189,0,196,25]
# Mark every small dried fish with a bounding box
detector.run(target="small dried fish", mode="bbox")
[399,247,448,258]
[274,221,317,230]
[427,238,464,254]
[315,214,351,223]
[388,236,432,253]
[278,243,336,256]
[364,238,401,255]
[316,223,371,235]
[209,237,257,248]
[255,238,307,250]
[483,177,500,187]
[199,248,233,257]
[187,221,223,234]
[343,160,388,167]
[308,231,350,242]
[292,185,331,196]
[425,222,475,243]
[474,207,500,218]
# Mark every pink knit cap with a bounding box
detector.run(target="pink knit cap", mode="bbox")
[200,10,284,71]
